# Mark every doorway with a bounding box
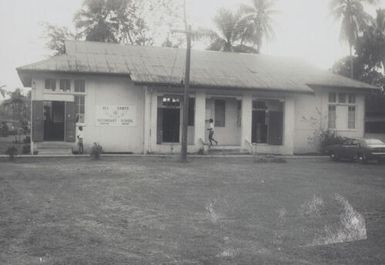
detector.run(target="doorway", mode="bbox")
[157,96,181,143]
[252,110,268,143]
[43,101,65,141]
[251,100,284,145]
[160,108,180,143]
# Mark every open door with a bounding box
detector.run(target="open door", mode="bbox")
[65,102,76,142]
[32,101,44,142]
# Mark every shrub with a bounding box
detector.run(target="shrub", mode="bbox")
[197,148,205,155]
[0,122,9,137]
[5,146,18,161]
[23,136,31,144]
[90,143,103,160]
[22,144,30,154]
[319,130,346,154]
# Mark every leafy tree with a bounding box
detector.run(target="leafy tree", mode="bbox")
[333,9,385,89]
[0,84,7,98]
[332,55,384,86]
[206,8,256,53]
[238,0,276,53]
[74,0,120,42]
[43,23,76,55]
[329,0,379,77]
[73,0,154,45]
[356,9,385,70]
[0,89,31,140]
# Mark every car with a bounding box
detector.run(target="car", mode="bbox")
[325,138,385,163]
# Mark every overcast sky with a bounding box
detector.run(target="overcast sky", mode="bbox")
[0,0,384,91]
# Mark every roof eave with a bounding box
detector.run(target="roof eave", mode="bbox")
[308,83,380,93]
[134,81,314,94]
[16,68,132,87]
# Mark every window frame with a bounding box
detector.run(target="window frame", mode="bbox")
[45,79,56,91]
[328,92,356,130]
[73,80,86,124]
[188,97,195,126]
[59,79,71,92]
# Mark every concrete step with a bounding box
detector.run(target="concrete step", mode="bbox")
[38,149,73,155]
[207,145,248,155]
[38,141,74,148]
[36,142,75,155]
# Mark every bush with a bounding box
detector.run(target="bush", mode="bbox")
[23,136,30,144]
[22,144,30,154]
[5,146,18,161]
[90,143,103,160]
[319,130,346,153]
[0,122,9,137]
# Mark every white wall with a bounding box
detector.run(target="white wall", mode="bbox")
[205,97,241,146]
[32,73,145,153]
[85,76,144,153]
[30,73,368,155]
[293,88,365,154]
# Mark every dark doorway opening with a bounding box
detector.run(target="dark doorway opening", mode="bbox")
[43,101,65,141]
[161,108,180,143]
[251,100,283,145]
[252,110,268,143]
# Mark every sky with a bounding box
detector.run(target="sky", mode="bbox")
[0,0,384,92]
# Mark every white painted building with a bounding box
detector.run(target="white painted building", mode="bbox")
[17,41,378,154]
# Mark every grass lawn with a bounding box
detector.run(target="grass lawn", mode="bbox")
[1,157,385,265]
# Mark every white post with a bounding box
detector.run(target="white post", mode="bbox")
[241,94,252,149]
[194,91,206,148]
[143,87,151,154]
[283,97,295,155]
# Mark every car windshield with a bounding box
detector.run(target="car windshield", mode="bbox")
[364,139,385,145]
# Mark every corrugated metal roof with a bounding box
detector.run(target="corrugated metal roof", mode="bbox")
[17,40,378,92]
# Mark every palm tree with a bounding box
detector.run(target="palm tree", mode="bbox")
[206,8,256,53]
[238,0,276,53]
[74,0,119,42]
[330,0,379,78]
[357,9,385,70]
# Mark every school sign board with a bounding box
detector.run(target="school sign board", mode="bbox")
[95,105,137,126]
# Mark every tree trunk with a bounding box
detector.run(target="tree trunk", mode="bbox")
[349,44,354,79]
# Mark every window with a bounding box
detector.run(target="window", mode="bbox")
[45,79,56,91]
[328,92,356,130]
[329,92,336,103]
[348,94,356,104]
[74,80,85,93]
[338,93,346,103]
[188,98,195,126]
[348,106,356,129]
[161,96,180,107]
[214,100,225,127]
[59,79,70,91]
[328,105,336,129]
[75,95,85,123]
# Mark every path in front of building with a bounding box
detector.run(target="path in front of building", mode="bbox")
[1,157,385,265]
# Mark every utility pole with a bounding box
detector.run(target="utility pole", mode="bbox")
[180,25,191,162]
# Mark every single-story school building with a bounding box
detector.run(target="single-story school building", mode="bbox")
[17,41,378,154]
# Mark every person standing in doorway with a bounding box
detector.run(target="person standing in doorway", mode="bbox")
[77,126,84,154]
[207,118,218,146]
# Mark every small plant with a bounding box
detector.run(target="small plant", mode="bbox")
[22,144,30,154]
[197,147,205,155]
[254,155,287,163]
[5,146,18,161]
[90,142,103,160]
[319,130,346,154]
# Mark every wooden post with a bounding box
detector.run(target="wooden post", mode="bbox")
[180,25,191,162]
